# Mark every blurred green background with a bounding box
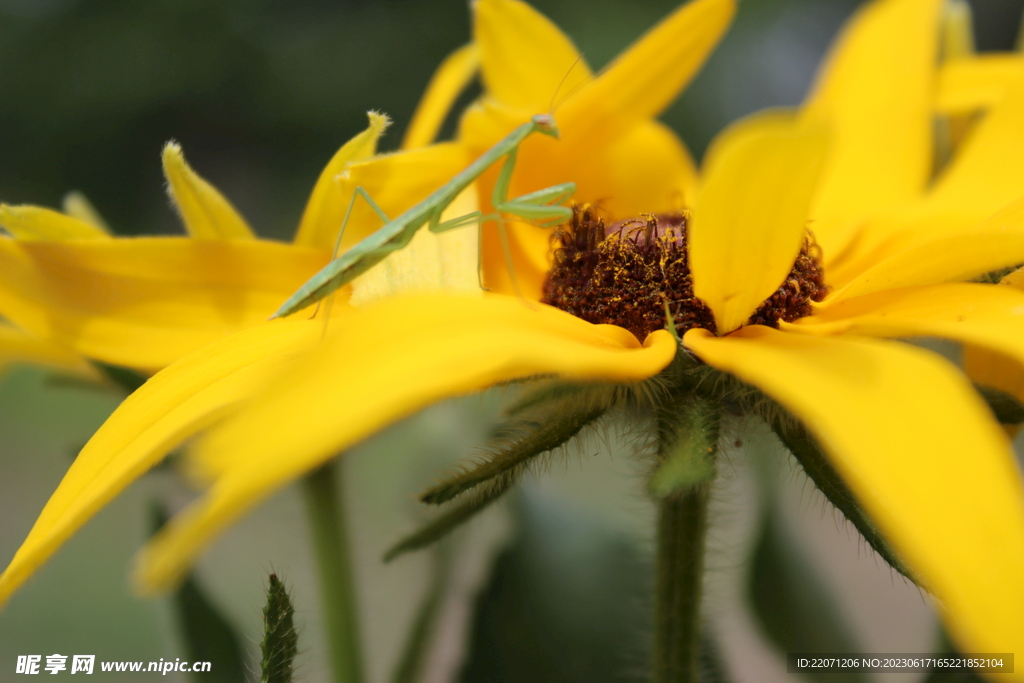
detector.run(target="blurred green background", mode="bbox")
[1,0,1022,681]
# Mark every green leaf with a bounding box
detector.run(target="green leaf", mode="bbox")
[390,551,449,683]
[420,405,606,505]
[261,574,298,683]
[769,415,916,583]
[748,508,867,683]
[385,477,513,562]
[150,505,247,683]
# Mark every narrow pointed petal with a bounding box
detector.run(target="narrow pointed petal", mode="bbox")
[0,237,328,371]
[474,0,592,111]
[332,143,472,257]
[936,55,1024,114]
[0,320,320,607]
[402,45,480,150]
[684,326,1024,656]
[789,284,1024,372]
[135,294,677,591]
[829,194,1024,302]
[802,0,941,258]
[690,124,827,334]
[60,192,110,232]
[162,142,255,240]
[0,204,110,240]
[293,112,391,250]
[0,322,97,379]
[561,0,735,131]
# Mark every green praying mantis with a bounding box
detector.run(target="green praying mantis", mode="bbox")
[272,113,576,318]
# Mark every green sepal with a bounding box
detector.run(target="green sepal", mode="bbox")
[385,478,512,562]
[650,393,718,497]
[768,415,916,583]
[420,405,606,505]
[748,508,867,683]
[150,505,247,683]
[975,384,1024,424]
[261,574,298,683]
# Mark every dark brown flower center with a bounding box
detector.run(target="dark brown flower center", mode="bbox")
[540,205,828,341]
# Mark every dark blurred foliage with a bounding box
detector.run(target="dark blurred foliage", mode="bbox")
[2,0,1014,245]
[458,491,651,683]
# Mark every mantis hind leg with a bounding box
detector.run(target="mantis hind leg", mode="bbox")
[313,186,392,325]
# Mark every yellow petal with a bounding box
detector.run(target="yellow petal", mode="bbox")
[690,124,827,334]
[349,186,480,306]
[293,112,391,250]
[474,0,592,111]
[829,194,1024,302]
[0,236,328,371]
[402,44,480,150]
[0,320,320,608]
[789,284,1024,374]
[924,77,1024,219]
[964,344,1024,413]
[939,0,974,60]
[0,204,110,240]
[161,142,255,240]
[0,322,97,379]
[560,0,735,132]
[936,55,1024,115]
[135,294,677,590]
[333,142,472,255]
[802,0,941,259]
[60,191,111,232]
[684,326,1024,655]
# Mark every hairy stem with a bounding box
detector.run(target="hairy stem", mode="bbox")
[654,484,711,683]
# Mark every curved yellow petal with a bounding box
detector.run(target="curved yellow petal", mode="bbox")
[0,204,110,241]
[135,294,677,591]
[789,284,1024,374]
[560,0,735,132]
[802,0,941,258]
[334,143,472,255]
[0,322,97,379]
[684,326,1024,656]
[402,44,480,150]
[829,194,1024,302]
[936,55,1024,115]
[161,142,255,240]
[474,0,592,112]
[0,236,328,371]
[690,124,827,334]
[60,191,110,232]
[293,112,391,250]
[0,320,320,608]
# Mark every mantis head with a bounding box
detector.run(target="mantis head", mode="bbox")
[531,113,561,139]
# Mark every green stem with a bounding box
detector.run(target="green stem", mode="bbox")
[654,485,710,683]
[303,460,363,683]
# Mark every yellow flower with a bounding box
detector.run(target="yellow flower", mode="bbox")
[0,113,413,373]
[4,0,1024,665]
